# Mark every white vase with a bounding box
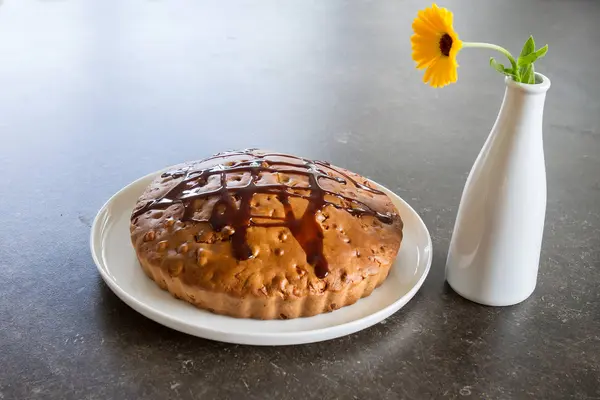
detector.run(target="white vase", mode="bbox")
[446,73,551,306]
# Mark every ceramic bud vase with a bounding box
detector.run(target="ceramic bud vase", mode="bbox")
[446,73,551,306]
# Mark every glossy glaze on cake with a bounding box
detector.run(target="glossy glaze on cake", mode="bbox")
[130,149,403,319]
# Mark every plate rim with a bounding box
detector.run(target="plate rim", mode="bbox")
[90,167,433,345]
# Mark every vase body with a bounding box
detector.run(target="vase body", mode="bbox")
[446,74,551,306]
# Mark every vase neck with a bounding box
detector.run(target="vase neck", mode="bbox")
[497,77,550,134]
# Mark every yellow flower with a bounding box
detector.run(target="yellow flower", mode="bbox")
[411,4,462,88]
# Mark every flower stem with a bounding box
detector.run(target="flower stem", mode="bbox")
[463,42,518,75]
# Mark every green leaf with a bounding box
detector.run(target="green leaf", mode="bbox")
[518,66,528,81]
[521,64,535,84]
[490,57,506,74]
[490,57,518,80]
[517,44,549,67]
[536,44,549,58]
[505,70,518,80]
[520,36,535,57]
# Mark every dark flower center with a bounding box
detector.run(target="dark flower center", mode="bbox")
[439,33,453,56]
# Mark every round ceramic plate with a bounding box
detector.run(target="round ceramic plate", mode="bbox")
[90,168,432,346]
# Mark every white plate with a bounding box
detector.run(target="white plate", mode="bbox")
[90,168,432,346]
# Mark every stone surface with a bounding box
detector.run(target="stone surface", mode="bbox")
[0,0,599,399]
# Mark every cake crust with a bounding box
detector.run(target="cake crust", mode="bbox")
[130,149,403,319]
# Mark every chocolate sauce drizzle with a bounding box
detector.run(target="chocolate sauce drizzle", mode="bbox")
[132,150,395,279]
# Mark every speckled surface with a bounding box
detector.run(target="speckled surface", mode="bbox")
[0,0,599,399]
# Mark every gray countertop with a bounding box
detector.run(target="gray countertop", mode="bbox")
[1,0,599,399]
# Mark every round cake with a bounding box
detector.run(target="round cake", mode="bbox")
[130,149,403,319]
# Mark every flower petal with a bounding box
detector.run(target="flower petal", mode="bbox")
[411,3,461,88]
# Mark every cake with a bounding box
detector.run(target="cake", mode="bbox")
[130,149,403,319]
